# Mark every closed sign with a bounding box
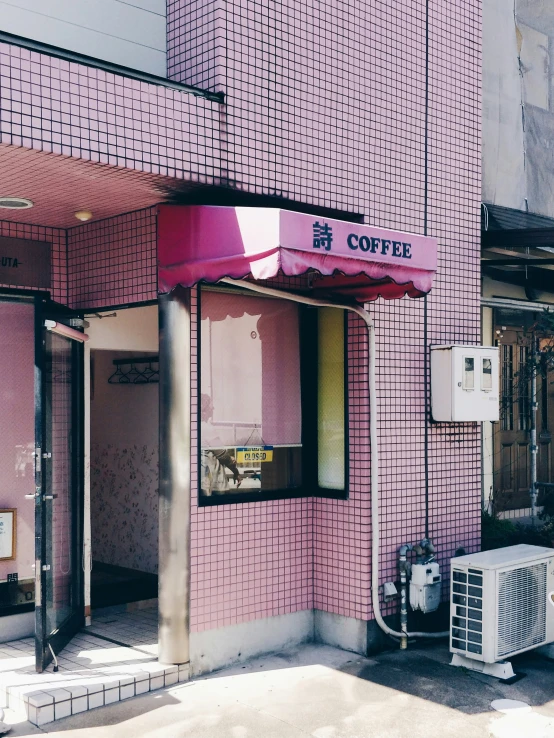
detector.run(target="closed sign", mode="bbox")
[236,447,274,463]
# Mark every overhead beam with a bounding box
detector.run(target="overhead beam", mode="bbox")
[483,265,554,291]
[482,229,554,250]
[482,258,554,266]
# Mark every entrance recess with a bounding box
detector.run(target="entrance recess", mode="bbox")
[493,312,554,513]
[35,299,87,672]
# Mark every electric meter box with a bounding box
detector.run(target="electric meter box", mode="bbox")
[431,345,499,422]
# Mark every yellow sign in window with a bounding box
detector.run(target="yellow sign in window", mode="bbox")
[236,447,274,463]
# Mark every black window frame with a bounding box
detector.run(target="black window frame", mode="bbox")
[197,285,349,506]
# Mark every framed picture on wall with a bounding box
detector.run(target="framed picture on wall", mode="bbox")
[0,509,16,561]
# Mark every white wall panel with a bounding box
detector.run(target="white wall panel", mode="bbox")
[482,0,527,210]
[0,0,166,76]
[117,0,165,13]
[86,306,158,352]
[519,23,550,110]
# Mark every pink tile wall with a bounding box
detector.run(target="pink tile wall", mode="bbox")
[168,0,482,628]
[0,42,221,180]
[167,0,427,231]
[0,0,481,635]
[313,313,371,618]
[0,209,156,310]
[67,208,157,309]
[167,1,225,91]
[189,285,314,632]
[426,0,482,581]
[369,298,427,621]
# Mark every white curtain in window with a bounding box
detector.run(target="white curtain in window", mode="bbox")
[200,291,302,448]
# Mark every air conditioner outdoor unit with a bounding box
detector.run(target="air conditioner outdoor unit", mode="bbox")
[450,544,554,680]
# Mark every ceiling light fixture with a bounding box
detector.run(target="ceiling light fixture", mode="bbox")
[74,210,93,222]
[0,197,34,209]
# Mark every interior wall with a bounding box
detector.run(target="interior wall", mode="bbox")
[90,349,159,574]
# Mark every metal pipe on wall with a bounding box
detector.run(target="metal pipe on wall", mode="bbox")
[530,337,538,524]
[83,341,92,626]
[158,288,192,665]
[44,319,89,342]
[398,544,413,649]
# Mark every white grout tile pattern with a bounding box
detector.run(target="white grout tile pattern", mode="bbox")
[0,608,187,726]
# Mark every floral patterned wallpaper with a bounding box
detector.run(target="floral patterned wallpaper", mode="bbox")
[91,442,158,574]
[90,348,159,575]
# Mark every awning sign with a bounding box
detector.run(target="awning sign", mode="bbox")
[0,237,51,289]
[236,446,274,463]
[158,205,438,302]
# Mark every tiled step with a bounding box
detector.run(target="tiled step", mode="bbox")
[0,607,188,726]
[3,660,189,726]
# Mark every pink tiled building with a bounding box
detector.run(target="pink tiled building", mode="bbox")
[0,0,481,678]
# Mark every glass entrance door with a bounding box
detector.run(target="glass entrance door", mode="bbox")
[35,301,85,672]
[0,296,37,631]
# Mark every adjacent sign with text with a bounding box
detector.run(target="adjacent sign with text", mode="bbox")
[157,205,438,295]
[280,211,437,271]
[0,237,51,289]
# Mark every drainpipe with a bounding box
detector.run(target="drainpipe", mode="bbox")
[398,544,413,649]
[530,338,538,524]
[221,279,447,642]
[158,287,191,665]
[420,538,435,559]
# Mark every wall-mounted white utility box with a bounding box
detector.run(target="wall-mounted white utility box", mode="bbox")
[431,345,499,422]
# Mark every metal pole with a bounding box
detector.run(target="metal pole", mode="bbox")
[158,288,191,665]
[398,544,413,650]
[83,341,92,626]
[530,337,538,525]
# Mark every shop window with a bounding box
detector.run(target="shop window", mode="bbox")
[199,288,348,504]
[318,308,346,490]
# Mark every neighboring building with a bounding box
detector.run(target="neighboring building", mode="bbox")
[483,0,554,517]
[0,0,480,710]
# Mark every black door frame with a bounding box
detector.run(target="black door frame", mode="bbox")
[33,294,85,672]
[0,291,44,626]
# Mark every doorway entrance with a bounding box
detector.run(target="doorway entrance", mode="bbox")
[493,307,554,513]
[86,305,159,614]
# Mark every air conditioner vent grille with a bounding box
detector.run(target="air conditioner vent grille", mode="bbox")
[497,562,547,658]
[451,568,483,654]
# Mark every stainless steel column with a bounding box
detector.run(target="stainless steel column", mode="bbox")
[158,287,191,665]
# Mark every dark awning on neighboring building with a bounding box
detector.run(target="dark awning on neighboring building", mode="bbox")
[482,204,554,294]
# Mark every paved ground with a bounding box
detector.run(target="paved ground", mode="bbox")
[4,641,554,738]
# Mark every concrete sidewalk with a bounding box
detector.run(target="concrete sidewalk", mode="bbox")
[4,641,554,738]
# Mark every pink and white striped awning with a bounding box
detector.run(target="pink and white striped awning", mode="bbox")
[157,205,437,302]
